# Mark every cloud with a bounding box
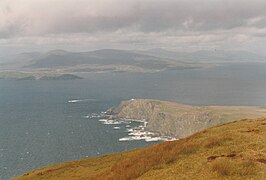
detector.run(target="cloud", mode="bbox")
[0,0,266,53]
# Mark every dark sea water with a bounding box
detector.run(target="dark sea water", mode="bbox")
[1,62,266,179]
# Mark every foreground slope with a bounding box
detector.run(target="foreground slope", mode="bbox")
[14,118,266,180]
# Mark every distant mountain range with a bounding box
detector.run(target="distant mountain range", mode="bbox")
[0,49,204,77]
[138,48,266,63]
[0,48,265,79]
[25,49,193,70]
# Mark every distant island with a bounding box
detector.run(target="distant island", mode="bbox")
[13,118,266,179]
[0,49,205,76]
[1,49,265,80]
[38,74,83,80]
[0,72,83,81]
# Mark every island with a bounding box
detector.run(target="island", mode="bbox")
[0,72,83,81]
[39,74,83,80]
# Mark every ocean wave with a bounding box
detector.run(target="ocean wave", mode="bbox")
[83,113,103,119]
[94,112,177,142]
[119,135,177,142]
[119,136,146,141]
[100,119,123,125]
[68,99,97,103]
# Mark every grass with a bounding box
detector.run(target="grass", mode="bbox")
[203,136,233,148]
[13,118,266,180]
[212,159,257,176]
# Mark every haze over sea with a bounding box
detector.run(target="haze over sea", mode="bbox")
[1,62,266,179]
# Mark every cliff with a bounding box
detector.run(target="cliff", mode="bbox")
[107,99,266,138]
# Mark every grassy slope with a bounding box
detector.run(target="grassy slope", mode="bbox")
[14,118,266,180]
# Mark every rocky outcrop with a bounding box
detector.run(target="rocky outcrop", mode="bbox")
[107,99,266,138]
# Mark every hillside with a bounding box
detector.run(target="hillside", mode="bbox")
[0,49,206,80]
[1,49,202,73]
[107,99,266,138]
[13,118,266,179]
[2,48,265,79]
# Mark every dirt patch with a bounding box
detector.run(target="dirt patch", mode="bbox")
[207,154,237,161]
[226,154,236,158]
[207,156,219,161]
[240,129,260,133]
[257,159,266,164]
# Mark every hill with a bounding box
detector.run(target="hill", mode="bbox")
[2,48,265,79]
[0,49,205,79]
[13,118,266,179]
[1,49,201,73]
[107,99,266,138]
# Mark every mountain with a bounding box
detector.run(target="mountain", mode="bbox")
[13,118,266,179]
[24,49,200,72]
[107,99,266,138]
[2,49,266,72]
[0,52,41,70]
[1,48,265,79]
[0,49,203,75]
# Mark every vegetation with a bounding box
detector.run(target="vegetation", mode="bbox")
[13,118,266,180]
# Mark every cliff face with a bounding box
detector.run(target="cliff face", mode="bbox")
[107,99,266,138]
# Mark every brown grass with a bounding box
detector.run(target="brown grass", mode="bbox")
[212,159,257,176]
[203,136,232,148]
[212,159,233,176]
[96,139,201,179]
[13,118,266,180]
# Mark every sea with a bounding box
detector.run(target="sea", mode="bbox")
[1,62,266,179]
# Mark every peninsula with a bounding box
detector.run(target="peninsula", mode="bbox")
[12,99,266,179]
[107,99,266,138]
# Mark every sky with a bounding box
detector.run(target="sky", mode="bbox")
[0,0,266,56]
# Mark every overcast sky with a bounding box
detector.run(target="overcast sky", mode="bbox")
[1,0,266,55]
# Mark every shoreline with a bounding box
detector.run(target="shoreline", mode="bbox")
[97,112,177,142]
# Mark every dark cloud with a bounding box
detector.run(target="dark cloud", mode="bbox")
[1,0,266,36]
[0,0,266,54]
